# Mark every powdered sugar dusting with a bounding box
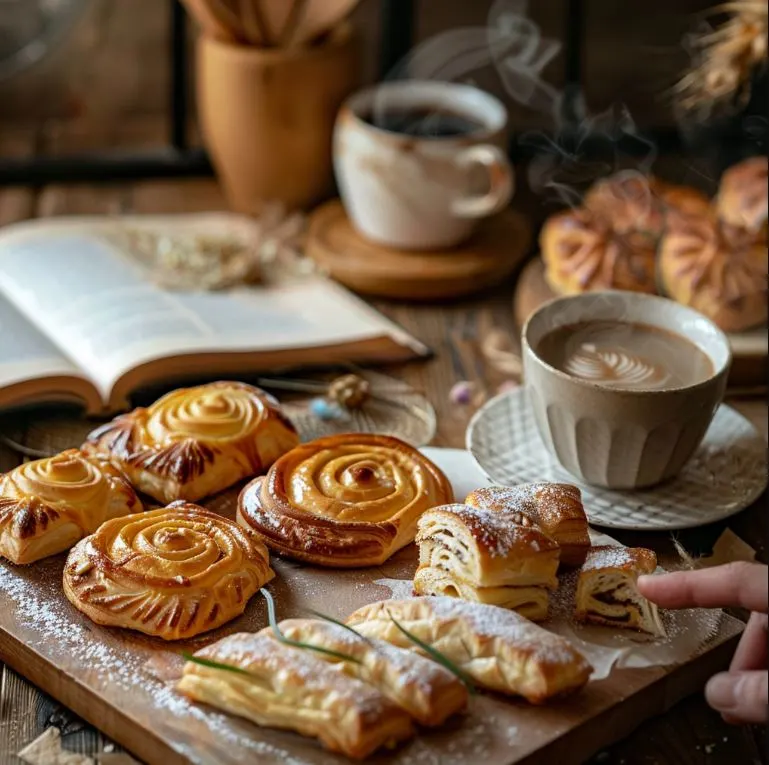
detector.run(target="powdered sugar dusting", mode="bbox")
[581,545,657,574]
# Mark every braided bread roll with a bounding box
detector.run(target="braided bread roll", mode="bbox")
[83,381,299,503]
[63,502,274,640]
[0,449,141,565]
[237,434,454,567]
[716,156,768,236]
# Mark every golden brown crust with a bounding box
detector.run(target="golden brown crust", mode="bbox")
[575,545,664,635]
[0,449,141,565]
[83,381,299,503]
[347,597,593,703]
[63,502,273,640]
[237,434,454,567]
[659,214,768,332]
[177,632,415,760]
[541,208,657,295]
[716,156,768,234]
[269,618,468,726]
[465,484,590,567]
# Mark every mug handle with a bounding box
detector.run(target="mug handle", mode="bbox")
[451,145,515,219]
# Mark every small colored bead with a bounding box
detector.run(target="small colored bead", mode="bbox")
[497,380,519,395]
[310,397,347,421]
[449,380,475,405]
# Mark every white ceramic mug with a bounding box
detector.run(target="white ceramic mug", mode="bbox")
[333,81,514,251]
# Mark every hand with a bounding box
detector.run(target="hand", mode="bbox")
[637,562,768,725]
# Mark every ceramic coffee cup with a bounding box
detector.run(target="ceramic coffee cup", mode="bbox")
[334,81,514,251]
[522,291,732,489]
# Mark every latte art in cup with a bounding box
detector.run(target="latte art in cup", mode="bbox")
[563,343,671,390]
[537,320,714,391]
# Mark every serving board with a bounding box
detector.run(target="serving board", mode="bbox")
[513,257,768,390]
[0,448,744,765]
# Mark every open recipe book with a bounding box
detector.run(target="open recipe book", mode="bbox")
[0,214,427,415]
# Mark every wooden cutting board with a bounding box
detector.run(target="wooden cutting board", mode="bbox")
[0,448,744,765]
[513,257,769,390]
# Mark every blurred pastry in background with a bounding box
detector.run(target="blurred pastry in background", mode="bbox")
[716,155,768,237]
[659,214,768,332]
[541,207,657,296]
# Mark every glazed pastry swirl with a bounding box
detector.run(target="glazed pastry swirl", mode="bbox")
[84,381,299,503]
[237,434,454,567]
[563,345,670,390]
[63,502,274,640]
[0,449,141,565]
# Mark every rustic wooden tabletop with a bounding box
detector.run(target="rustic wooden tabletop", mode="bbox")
[0,122,766,765]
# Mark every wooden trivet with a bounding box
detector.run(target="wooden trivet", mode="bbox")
[513,256,768,389]
[306,200,531,301]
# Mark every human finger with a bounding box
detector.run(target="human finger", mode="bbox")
[731,612,768,673]
[706,670,768,724]
[637,563,768,612]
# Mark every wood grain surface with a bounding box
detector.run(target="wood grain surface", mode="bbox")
[0,117,766,765]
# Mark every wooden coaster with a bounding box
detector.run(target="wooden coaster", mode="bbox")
[513,256,768,389]
[306,200,531,300]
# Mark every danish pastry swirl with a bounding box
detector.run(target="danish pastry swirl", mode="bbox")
[563,346,670,389]
[238,434,454,567]
[146,382,274,442]
[63,503,274,640]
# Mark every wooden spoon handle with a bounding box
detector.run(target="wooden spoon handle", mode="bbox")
[238,0,273,46]
[179,0,241,42]
[279,0,310,48]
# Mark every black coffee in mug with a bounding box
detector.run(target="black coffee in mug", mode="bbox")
[363,107,484,138]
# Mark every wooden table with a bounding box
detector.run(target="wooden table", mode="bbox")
[0,168,766,765]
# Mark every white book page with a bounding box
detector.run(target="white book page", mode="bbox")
[0,294,85,388]
[0,218,421,399]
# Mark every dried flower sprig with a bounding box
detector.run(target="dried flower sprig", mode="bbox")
[307,609,375,645]
[181,652,256,677]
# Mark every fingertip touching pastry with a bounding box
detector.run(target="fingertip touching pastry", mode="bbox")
[347,597,593,703]
[541,207,657,296]
[83,381,299,504]
[268,618,468,726]
[177,632,415,760]
[465,484,590,567]
[413,503,559,621]
[716,156,768,235]
[659,214,768,332]
[63,502,273,640]
[237,433,454,567]
[0,449,141,565]
[575,545,665,636]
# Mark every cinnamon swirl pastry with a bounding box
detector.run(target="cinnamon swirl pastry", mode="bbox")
[83,381,299,503]
[716,156,768,235]
[659,214,768,332]
[269,619,468,726]
[575,545,665,636]
[541,208,657,296]
[63,502,273,640]
[347,597,593,703]
[465,484,590,567]
[237,434,453,567]
[0,449,141,565]
[178,633,415,760]
[413,504,559,621]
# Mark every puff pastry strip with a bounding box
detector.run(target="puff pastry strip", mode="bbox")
[83,381,299,503]
[177,632,415,760]
[271,618,468,726]
[347,597,593,703]
[0,449,141,565]
[414,504,560,621]
[575,545,665,636]
[465,484,590,567]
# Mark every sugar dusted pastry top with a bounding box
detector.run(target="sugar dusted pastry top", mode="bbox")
[0,449,141,564]
[717,156,768,233]
[581,544,657,575]
[84,381,299,503]
[237,433,454,567]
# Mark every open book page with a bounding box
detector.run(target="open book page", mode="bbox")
[0,216,426,403]
[0,294,83,387]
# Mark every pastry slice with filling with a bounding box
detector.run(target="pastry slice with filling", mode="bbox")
[413,504,560,621]
[346,597,593,704]
[177,633,414,760]
[575,545,665,636]
[271,618,468,726]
